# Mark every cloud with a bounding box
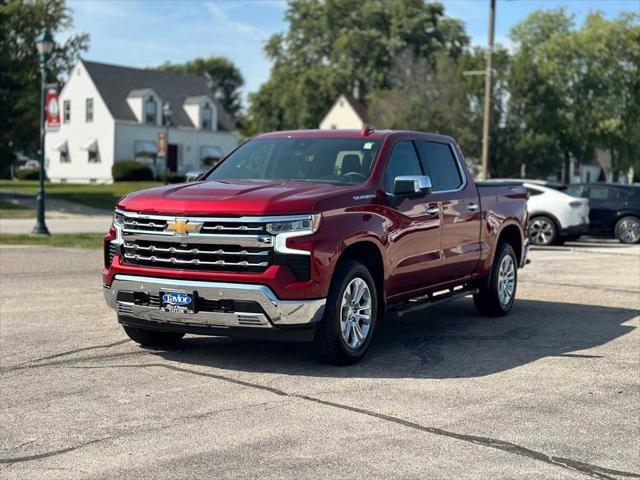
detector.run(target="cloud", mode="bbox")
[204,1,271,40]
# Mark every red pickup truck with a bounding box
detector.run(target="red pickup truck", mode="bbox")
[103,129,528,365]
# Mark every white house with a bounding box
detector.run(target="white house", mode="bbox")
[319,93,369,130]
[45,60,238,183]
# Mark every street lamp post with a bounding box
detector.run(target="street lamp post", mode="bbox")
[32,30,54,235]
[480,0,496,180]
[162,102,172,185]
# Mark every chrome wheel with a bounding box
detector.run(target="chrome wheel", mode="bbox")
[528,218,555,245]
[617,217,640,244]
[497,254,516,306]
[340,277,372,350]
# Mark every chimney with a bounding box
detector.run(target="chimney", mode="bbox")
[352,80,360,100]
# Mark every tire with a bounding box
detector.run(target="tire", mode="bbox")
[527,216,558,246]
[615,216,640,244]
[474,242,518,317]
[313,259,378,365]
[122,324,184,348]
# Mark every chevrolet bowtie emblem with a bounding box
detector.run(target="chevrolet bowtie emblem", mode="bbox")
[167,219,202,235]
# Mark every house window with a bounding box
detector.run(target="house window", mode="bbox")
[60,150,69,163]
[202,103,212,130]
[145,96,157,124]
[63,100,70,123]
[86,98,94,122]
[88,149,100,163]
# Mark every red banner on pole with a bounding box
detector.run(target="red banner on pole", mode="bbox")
[45,84,60,130]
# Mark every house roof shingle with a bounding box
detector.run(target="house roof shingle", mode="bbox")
[81,60,235,131]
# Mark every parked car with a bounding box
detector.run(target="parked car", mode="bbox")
[103,130,528,365]
[487,179,590,246]
[565,183,640,244]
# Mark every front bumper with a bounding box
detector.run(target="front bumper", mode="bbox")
[104,274,326,330]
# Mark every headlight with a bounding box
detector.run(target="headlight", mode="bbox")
[266,215,321,235]
[112,211,124,227]
[269,214,321,255]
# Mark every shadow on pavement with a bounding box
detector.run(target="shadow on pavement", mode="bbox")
[153,298,638,379]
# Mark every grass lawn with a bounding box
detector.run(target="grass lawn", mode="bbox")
[0,199,36,218]
[0,180,161,211]
[0,233,104,249]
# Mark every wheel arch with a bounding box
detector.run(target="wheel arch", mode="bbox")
[528,211,562,232]
[336,240,386,310]
[497,223,523,263]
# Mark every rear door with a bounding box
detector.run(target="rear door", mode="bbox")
[417,140,482,283]
[383,140,443,299]
[585,185,617,233]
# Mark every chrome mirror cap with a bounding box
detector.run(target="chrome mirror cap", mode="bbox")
[393,175,433,195]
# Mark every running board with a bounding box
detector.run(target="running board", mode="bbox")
[388,285,478,319]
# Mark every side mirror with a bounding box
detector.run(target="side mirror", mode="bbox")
[393,175,433,196]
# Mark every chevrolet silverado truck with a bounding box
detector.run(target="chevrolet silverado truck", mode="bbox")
[103,129,528,365]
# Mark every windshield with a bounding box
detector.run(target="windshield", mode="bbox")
[206,137,382,185]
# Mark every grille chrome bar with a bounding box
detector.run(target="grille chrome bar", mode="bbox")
[124,253,269,268]
[122,231,271,248]
[123,243,269,257]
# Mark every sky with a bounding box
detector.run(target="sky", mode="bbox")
[63,0,639,100]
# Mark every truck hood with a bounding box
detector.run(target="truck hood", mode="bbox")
[117,180,358,216]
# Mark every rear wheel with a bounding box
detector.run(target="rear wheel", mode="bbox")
[313,259,378,365]
[474,242,518,317]
[528,216,557,246]
[615,216,640,244]
[122,324,184,348]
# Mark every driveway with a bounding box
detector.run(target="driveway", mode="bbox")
[0,242,638,479]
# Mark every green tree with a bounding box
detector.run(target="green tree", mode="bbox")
[508,9,640,180]
[0,0,88,177]
[156,56,244,119]
[247,0,468,134]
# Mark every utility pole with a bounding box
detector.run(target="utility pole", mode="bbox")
[480,0,496,180]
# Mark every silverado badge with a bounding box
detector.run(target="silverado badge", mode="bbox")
[167,218,202,235]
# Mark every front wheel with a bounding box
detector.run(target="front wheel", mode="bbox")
[474,242,518,317]
[615,216,640,244]
[313,259,378,365]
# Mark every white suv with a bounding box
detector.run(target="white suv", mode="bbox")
[488,180,590,245]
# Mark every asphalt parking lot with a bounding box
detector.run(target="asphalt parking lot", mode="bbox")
[1,240,638,479]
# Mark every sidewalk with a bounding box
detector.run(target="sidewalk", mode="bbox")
[0,191,112,234]
[0,215,112,234]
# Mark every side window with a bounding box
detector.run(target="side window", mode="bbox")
[384,141,422,192]
[526,187,543,196]
[566,185,585,197]
[588,187,609,201]
[418,141,463,192]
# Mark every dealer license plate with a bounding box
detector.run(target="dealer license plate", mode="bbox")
[160,290,195,314]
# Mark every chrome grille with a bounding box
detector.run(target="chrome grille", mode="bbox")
[118,211,274,273]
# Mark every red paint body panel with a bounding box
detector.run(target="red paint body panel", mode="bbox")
[104,130,528,304]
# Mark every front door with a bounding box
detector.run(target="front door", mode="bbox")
[383,141,443,300]
[417,140,482,284]
[167,144,178,173]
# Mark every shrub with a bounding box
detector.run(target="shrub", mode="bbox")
[15,168,41,180]
[112,161,154,182]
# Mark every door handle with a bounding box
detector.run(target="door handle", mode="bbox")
[425,206,440,215]
[467,203,479,211]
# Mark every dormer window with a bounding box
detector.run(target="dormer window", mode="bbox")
[202,103,212,130]
[145,96,157,124]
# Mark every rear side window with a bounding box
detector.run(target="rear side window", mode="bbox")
[587,186,610,200]
[418,142,463,192]
[384,141,422,192]
[526,187,543,196]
